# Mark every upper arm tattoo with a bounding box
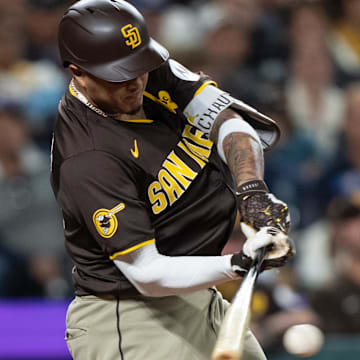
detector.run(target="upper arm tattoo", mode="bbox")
[209,108,241,144]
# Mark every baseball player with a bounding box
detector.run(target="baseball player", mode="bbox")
[51,1,294,359]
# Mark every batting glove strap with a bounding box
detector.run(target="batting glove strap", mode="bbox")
[236,179,269,195]
[230,252,252,276]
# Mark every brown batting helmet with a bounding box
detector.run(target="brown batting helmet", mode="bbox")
[58,0,169,82]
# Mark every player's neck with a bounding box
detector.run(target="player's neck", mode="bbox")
[111,108,146,121]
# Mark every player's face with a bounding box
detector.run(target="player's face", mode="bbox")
[72,67,149,116]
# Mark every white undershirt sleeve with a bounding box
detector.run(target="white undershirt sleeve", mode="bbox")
[113,242,240,297]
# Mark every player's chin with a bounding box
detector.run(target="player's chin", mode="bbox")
[125,96,143,113]
[126,104,142,116]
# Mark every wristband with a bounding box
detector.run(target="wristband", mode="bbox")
[236,179,269,196]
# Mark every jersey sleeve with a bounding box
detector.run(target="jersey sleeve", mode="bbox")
[59,151,154,259]
[146,59,280,150]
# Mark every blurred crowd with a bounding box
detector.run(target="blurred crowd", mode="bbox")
[1,0,360,356]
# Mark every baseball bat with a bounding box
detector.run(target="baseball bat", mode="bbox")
[211,247,266,360]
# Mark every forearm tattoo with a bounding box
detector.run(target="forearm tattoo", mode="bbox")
[210,109,264,187]
[223,133,264,187]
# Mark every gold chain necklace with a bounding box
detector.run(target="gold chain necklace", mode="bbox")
[70,79,111,118]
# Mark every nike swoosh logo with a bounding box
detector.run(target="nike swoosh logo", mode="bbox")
[131,139,139,158]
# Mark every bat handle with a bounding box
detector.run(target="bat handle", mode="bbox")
[253,246,267,274]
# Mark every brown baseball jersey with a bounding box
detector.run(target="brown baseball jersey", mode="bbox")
[50,60,260,297]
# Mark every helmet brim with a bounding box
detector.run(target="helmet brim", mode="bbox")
[84,38,169,82]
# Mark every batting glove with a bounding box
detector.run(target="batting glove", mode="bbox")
[236,179,291,233]
[231,224,295,276]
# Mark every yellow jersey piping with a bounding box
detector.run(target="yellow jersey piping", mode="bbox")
[194,81,218,97]
[119,119,153,123]
[109,238,156,259]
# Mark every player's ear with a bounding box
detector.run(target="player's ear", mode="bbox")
[69,64,88,88]
[69,64,82,76]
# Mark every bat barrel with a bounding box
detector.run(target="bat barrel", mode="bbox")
[212,243,267,360]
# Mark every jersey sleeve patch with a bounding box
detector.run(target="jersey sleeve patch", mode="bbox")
[183,85,232,134]
[169,59,201,81]
[92,202,125,238]
[143,90,179,114]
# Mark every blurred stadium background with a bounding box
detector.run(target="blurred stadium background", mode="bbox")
[1,0,360,359]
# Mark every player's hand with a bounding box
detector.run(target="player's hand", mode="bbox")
[230,224,295,275]
[236,180,291,233]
